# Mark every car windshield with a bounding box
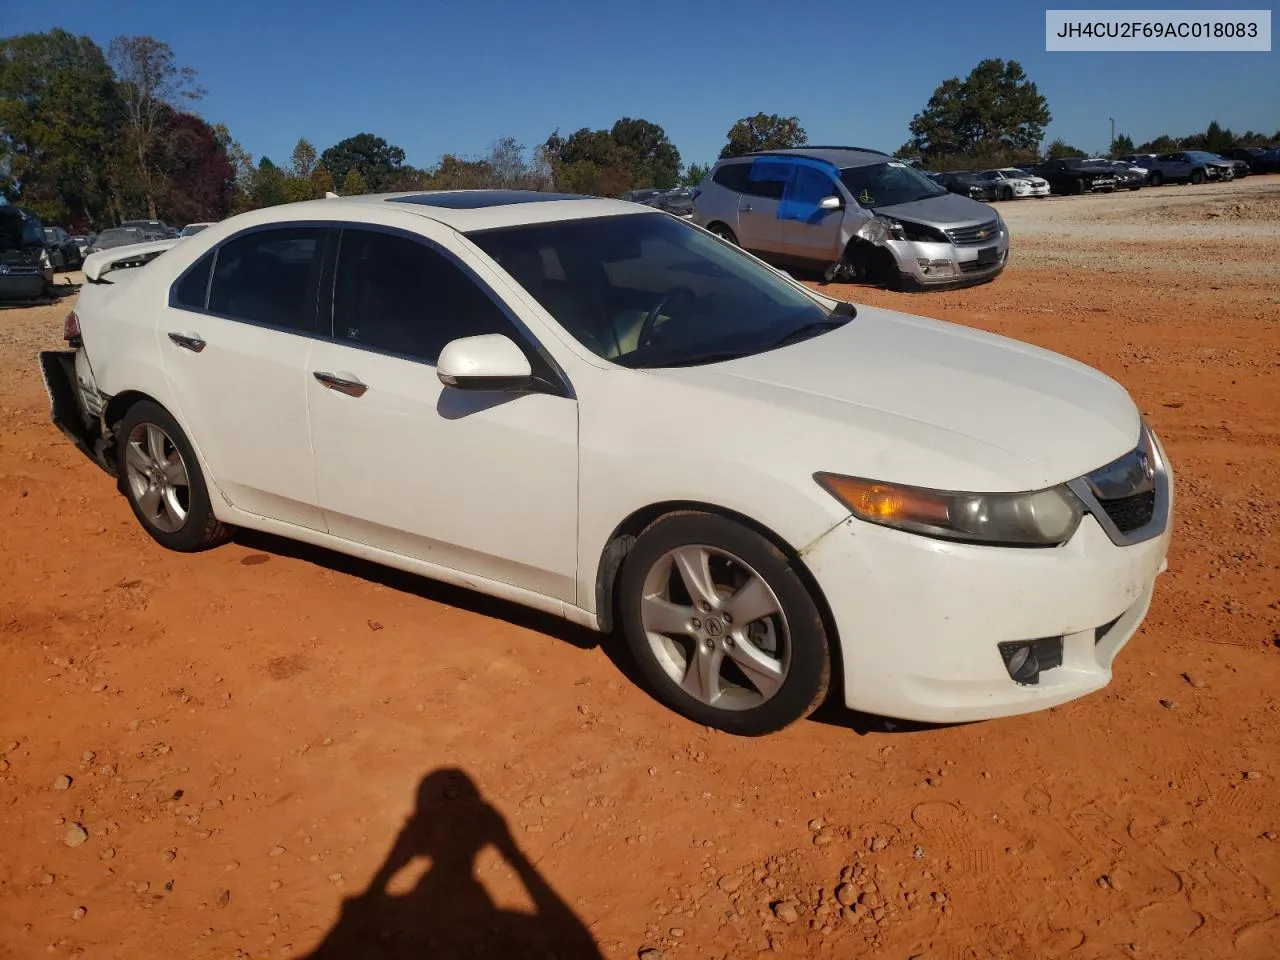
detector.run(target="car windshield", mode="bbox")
[838,161,945,208]
[1001,169,1029,177]
[96,228,145,248]
[1186,151,1221,162]
[1,212,46,251]
[468,213,848,369]
[181,224,209,236]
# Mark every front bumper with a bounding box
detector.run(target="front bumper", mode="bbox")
[803,476,1171,724]
[0,272,51,301]
[891,231,1009,290]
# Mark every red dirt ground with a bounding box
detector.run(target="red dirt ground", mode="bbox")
[1,199,1278,959]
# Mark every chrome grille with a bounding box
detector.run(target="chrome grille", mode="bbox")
[945,220,1000,246]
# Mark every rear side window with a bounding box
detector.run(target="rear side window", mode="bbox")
[743,159,791,200]
[331,229,516,365]
[711,163,751,192]
[207,227,325,333]
[173,252,214,310]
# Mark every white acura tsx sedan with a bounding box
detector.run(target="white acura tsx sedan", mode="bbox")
[41,190,1172,736]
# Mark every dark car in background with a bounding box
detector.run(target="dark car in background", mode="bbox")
[1096,161,1145,191]
[42,226,84,271]
[1223,146,1280,174]
[0,204,55,302]
[85,226,148,254]
[654,187,695,218]
[1028,158,1119,194]
[931,171,1000,203]
[1141,151,1235,186]
[119,219,172,240]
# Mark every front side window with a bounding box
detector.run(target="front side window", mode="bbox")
[469,212,845,370]
[331,229,516,364]
[207,227,324,333]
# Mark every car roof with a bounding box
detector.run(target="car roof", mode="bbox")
[203,190,662,234]
[722,147,892,169]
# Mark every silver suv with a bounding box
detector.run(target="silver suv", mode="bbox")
[692,147,1008,290]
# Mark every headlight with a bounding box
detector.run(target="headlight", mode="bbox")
[874,216,907,241]
[814,473,1082,546]
[39,249,52,269]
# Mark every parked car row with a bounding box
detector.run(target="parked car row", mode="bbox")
[619,187,695,218]
[0,203,56,302]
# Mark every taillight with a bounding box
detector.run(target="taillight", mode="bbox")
[63,310,81,342]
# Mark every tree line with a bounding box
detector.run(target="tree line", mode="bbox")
[895,58,1279,171]
[3,31,1276,231]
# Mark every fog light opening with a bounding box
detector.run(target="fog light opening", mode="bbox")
[916,258,957,278]
[997,637,1063,686]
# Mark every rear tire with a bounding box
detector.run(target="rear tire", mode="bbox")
[1072,178,1086,195]
[115,400,231,552]
[707,223,738,246]
[1148,172,1162,187]
[618,511,831,736]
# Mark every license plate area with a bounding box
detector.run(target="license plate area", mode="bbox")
[977,246,999,265]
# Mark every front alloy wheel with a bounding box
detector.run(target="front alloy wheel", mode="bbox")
[640,545,790,711]
[619,512,830,735]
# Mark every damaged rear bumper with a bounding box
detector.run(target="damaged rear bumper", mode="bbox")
[39,350,116,476]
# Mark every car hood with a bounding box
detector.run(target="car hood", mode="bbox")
[872,191,994,228]
[650,306,1140,492]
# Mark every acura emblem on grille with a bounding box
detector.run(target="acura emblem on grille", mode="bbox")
[1085,447,1156,500]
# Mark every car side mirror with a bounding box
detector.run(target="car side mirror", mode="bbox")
[436,333,534,392]
[819,195,842,211]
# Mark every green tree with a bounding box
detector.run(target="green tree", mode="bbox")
[906,59,1050,163]
[719,114,807,159]
[0,29,123,228]
[289,138,318,179]
[309,162,335,197]
[682,162,710,186]
[341,167,369,195]
[1044,138,1085,160]
[320,133,406,192]
[108,35,205,219]
[1110,133,1136,156]
[1137,134,1179,153]
[251,157,288,207]
[609,118,681,188]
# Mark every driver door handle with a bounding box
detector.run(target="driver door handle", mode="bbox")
[741,203,753,212]
[168,332,206,353]
[313,371,368,398]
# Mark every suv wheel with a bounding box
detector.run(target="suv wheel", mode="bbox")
[707,224,738,245]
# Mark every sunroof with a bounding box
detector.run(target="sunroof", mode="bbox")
[389,190,586,209]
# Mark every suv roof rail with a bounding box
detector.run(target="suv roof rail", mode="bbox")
[737,145,891,159]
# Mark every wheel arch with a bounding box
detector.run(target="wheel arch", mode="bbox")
[593,500,843,684]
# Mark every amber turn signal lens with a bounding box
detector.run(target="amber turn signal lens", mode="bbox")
[816,475,951,524]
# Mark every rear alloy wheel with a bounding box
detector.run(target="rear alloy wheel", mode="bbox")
[116,400,230,552]
[708,224,738,246]
[619,512,830,735]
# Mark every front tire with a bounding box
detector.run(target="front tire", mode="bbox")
[115,400,230,552]
[1000,187,1014,201]
[1190,169,1206,185]
[618,512,831,736]
[1148,172,1162,187]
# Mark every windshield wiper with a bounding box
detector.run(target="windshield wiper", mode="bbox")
[769,315,853,349]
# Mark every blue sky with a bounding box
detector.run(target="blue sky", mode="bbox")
[8,0,1278,170]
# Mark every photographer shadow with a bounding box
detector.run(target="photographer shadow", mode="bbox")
[302,767,603,959]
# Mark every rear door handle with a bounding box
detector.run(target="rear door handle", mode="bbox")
[168,332,206,353]
[313,371,368,398]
